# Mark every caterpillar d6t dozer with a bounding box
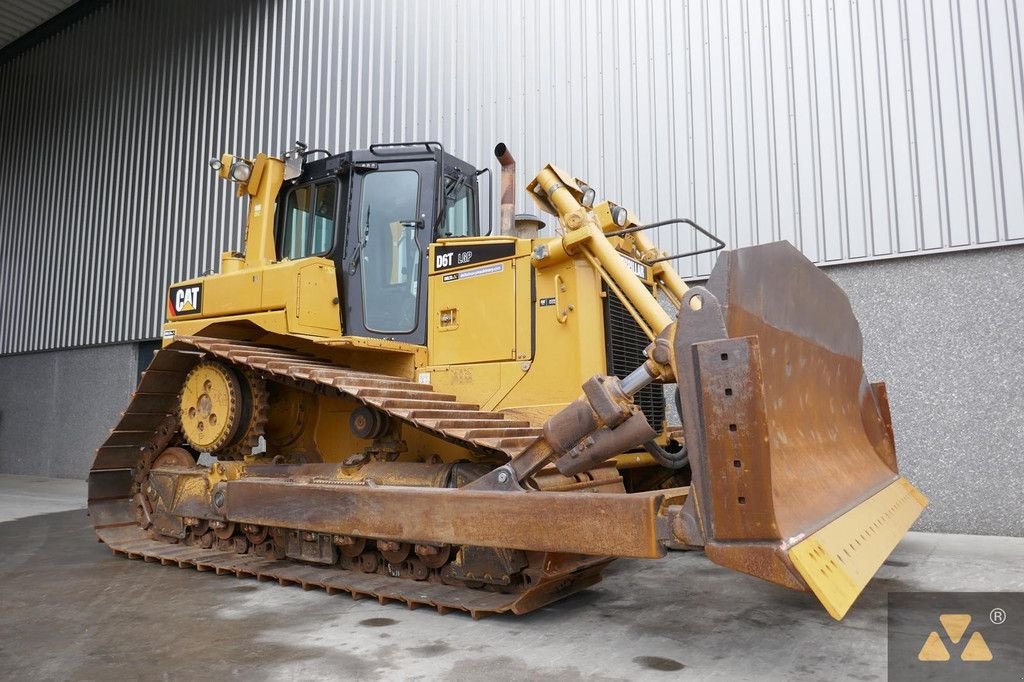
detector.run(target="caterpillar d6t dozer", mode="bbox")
[88,141,926,620]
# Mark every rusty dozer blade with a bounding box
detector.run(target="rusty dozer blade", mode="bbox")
[672,241,927,620]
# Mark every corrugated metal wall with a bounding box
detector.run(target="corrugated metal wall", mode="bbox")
[0,0,78,49]
[1,0,1022,354]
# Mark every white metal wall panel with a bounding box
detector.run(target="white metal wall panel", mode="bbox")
[1,0,1022,354]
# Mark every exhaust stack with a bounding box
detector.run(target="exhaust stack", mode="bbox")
[494,142,516,235]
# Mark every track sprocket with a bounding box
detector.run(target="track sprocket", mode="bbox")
[179,360,267,458]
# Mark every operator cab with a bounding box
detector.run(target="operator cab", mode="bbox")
[275,142,483,345]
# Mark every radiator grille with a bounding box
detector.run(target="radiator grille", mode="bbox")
[603,290,666,430]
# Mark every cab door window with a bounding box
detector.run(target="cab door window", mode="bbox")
[356,170,422,333]
[281,180,338,260]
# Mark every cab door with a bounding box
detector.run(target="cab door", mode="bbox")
[340,161,436,344]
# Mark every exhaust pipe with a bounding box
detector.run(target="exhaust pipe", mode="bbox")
[494,142,515,235]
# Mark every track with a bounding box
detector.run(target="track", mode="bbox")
[93,525,609,618]
[87,337,605,617]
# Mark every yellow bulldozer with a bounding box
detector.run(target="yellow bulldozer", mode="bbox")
[88,141,926,620]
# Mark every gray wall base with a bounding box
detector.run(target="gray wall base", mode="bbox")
[829,245,1024,537]
[0,344,138,479]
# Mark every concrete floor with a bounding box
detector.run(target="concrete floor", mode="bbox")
[0,476,1022,681]
[0,474,87,522]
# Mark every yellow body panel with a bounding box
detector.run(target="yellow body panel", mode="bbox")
[422,362,516,413]
[418,236,615,421]
[417,235,621,423]
[427,249,522,366]
[498,254,607,419]
[165,310,292,341]
[296,262,339,331]
[164,258,341,342]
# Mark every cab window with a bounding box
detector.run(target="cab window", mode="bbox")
[280,180,337,260]
[440,178,478,238]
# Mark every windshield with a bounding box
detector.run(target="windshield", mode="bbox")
[357,170,421,334]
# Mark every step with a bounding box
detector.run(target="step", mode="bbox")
[373,398,478,411]
[457,426,544,439]
[498,436,542,450]
[328,376,436,394]
[425,419,533,430]
[477,435,541,451]
[221,349,322,364]
[260,360,343,375]
[400,409,509,421]
[349,388,460,403]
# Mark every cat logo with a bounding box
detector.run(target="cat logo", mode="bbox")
[917,614,993,662]
[168,283,203,317]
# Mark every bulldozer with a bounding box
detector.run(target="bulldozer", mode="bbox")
[88,140,926,620]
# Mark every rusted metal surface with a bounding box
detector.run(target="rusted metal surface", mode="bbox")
[704,542,805,591]
[705,242,898,540]
[670,241,906,590]
[869,381,898,472]
[540,374,659,476]
[693,337,778,541]
[213,477,669,559]
[555,412,656,476]
[90,353,196,474]
[671,287,729,546]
